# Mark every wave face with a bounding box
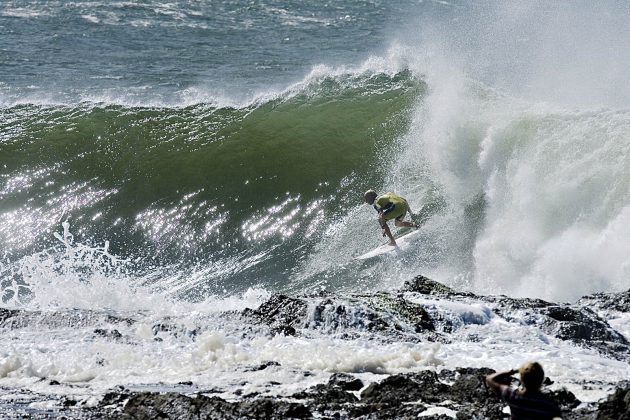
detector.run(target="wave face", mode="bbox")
[2,1,630,309]
[0,71,423,300]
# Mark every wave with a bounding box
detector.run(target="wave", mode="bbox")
[0,70,424,300]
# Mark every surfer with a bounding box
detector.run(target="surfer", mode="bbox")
[363,190,417,246]
[484,361,562,420]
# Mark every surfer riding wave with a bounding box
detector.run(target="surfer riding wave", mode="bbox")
[363,190,418,246]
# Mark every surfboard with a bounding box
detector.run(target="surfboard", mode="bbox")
[354,229,422,260]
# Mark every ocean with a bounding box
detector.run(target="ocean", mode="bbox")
[1,0,630,416]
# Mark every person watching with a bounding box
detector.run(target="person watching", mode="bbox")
[485,361,562,420]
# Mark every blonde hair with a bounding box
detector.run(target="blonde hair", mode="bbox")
[519,361,545,390]
[364,190,377,204]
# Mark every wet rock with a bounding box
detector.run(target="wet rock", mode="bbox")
[360,371,448,405]
[0,308,20,324]
[347,403,428,419]
[242,294,308,331]
[245,361,281,371]
[596,382,630,420]
[292,384,357,409]
[93,328,123,340]
[328,372,364,391]
[482,293,630,360]
[401,275,457,296]
[540,306,625,342]
[152,322,175,334]
[100,388,130,407]
[270,325,296,336]
[104,313,136,327]
[291,372,365,414]
[489,295,553,314]
[535,305,630,360]
[448,368,495,404]
[549,387,581,411]
[118,392,312,420]
[360,292,435,333]
[579,290,630,313]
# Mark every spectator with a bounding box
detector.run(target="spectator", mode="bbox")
[485,361,562,419]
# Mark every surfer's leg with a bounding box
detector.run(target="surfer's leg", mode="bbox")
[395,216,418,229]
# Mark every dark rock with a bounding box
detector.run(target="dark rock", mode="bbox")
[597,382,630,420]
[483,294,630,360]
[490,295,553,312]
[535,305,630,360]
[152,323,173,334]
[328,372,364,391]
[293,385,357,406]
[49,380,61,386]
[393,295,435,332]
[104,314,135,326]
[0,308,20,324]
[100,389,130,407]
[245,361,281,372]
[360,371,448,405]
[361,292,435,333]
[401,275,456,295]
[270,325,296,336]
[579,290,630,313]
[118,392,312,419]
[455,402,506,420]
[242,294,308,332]
[548,387,581,411]
[540,306,625,342]
[348,403,428,419]
[448,369,492,404]
[178,381,193,386]
[93,328,123,340]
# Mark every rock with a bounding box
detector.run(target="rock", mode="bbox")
[245,361,281,372]
[94,328,123,340]
[118,392,312,420]
[535,305,630,360]
[84,371,630,419]
[0,308,20,325]
[579,290,630,313]
[360,292,435,333]
[100,389,130,407]
[597,382,630,420]
[242,294,308,332]
[328,372,364,391]
[540,306,625,342]
[360,371,448,405]
[270,325,296,336]
[448,368,495,404]
[401,275,456,295]
[549,387,581,411]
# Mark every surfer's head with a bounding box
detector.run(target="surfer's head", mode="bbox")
[519,361,545,391]
[363,190,377,205]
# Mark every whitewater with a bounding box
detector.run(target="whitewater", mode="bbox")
[1,0,630,417]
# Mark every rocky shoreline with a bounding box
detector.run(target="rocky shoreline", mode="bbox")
[2,276,630,419]
[15,368,629,419]
[95,372,629,419]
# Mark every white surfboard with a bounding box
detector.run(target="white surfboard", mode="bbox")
[354,229,422,260]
